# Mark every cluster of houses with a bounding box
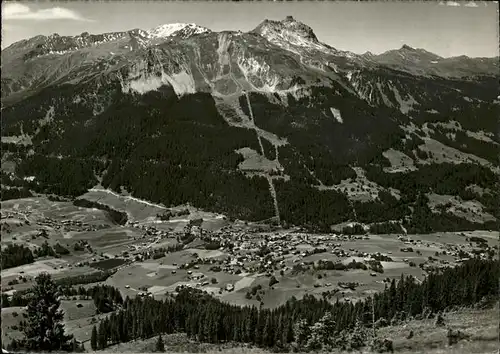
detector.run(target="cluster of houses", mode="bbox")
[167,229,381,277]
[1,210,32,229]
[129,223,182,240]
[169,226,495,283]
[35,216,108,233]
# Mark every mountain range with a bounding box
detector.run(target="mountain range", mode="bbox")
[2,16,499,233]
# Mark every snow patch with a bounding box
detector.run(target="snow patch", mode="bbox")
[147,23,210,38]
[330,107,343,123]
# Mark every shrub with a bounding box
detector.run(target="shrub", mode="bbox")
[269,275,279,287]
[371,337,394,353]
[447,328,470,346]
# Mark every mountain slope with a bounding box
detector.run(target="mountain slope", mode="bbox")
[2,17,499,232]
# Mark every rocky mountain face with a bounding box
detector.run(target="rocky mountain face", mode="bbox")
[2,17,499,233]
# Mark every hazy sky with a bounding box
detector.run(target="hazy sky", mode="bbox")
[2,1,499,57]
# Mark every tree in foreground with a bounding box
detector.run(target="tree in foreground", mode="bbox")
[306,311,336,350]
[21,272,73,351]
[90,325,98,351]
[155,334,165,352]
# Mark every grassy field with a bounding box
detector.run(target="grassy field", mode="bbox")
[1,306,26,344]
[1,197,114,226]
[236,147,281,173]
[95,333,268,353]
[90,258,128,271]
[61,300,97,322]
[377,305,499,354]
[427,193,495,224]
[382,148,417,173]
[419,137,493,168]
[316,167,384,202]
[80,187,227,227]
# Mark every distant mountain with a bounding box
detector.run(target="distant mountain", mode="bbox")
[2,17,497,103]
[367,44,499,78]
[147,23,211,38]
[2,16,498,233]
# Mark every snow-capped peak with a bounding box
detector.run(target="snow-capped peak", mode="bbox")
[147,23,211,38]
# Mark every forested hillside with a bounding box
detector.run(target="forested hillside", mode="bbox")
[1,17,498,232]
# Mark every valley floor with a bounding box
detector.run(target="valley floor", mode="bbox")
[1,194,498,354]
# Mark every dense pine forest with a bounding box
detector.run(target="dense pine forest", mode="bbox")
[5,259,497,352]
[2,72,498,232]
[1,244,34,270]
[1,241,75,270]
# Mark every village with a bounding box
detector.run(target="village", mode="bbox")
[1,195,498,352]
[1,195,497,309]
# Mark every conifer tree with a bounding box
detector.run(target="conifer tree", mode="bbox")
[262,315,273,347]
[91,325,97,351]
[21,272,73,351]
[155,334,165,352]
[98,322,106,349]
[71,338,78,352]
[293,318,310,349]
